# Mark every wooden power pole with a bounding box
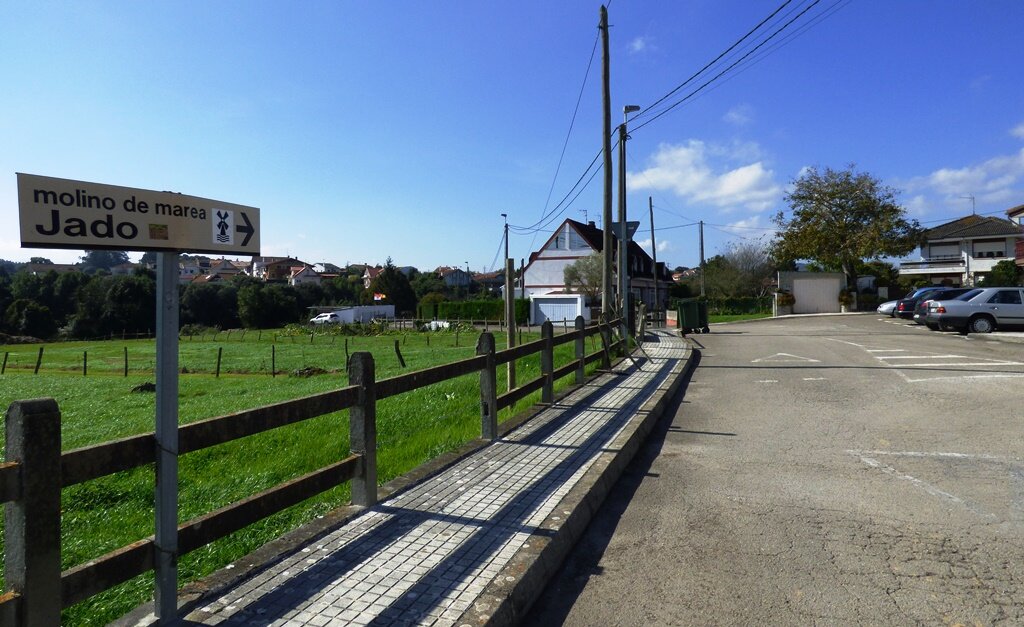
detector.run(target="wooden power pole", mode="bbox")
[600,4,613,321]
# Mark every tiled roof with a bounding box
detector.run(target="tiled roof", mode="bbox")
[924,214,1023,240]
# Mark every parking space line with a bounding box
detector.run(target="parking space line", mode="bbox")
[879,354,966,359]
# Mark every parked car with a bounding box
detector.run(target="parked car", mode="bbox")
[877,300,898,316]
[309,312,341,324]
[912,287,974,326]
[925,287,1024,333]
[894,287,943,320]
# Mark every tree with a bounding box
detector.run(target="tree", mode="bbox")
[721,238,775,298]
[4,299,57,339]
[369,260,416,315]
[772,165,921,288]
[80,250,130,273]
[28,257,53,264]
[563,253,602,303]
[980,259,1022,287]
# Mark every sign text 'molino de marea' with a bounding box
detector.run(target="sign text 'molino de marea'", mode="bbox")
[17,173,260,255]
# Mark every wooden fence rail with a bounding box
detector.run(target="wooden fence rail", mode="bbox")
[0,316,624,623]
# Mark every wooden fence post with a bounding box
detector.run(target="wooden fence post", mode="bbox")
[575,316,586,384]
[5,399,62,626]
[600,321,612,370]
[215,347,223,378]
[348,352,377,507]
[33,347,43,375]
[541,321,554,404]
[476,333,497,440]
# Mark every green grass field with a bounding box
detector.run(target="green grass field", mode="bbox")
[0,328,606,625]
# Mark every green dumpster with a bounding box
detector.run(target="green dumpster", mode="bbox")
[696,300,709,333]
[678,298,709,334]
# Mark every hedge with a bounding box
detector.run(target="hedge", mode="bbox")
[417,299,530,324]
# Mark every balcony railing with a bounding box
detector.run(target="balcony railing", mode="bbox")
[899,257,966,273]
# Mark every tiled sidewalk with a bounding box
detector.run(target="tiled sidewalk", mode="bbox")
[183,330,687,626]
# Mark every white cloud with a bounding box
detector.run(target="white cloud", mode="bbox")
[908,148,1024,203]
[723,104,753,127]
[1012,122,1024,140]
[900,148,1024,215]
[629,36,651,54]
[636,237,670,255]
[627,140,782,212]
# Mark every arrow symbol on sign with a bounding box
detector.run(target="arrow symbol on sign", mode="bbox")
[236,212,254,247]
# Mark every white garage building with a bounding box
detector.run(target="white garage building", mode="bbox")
[777,271,845,314]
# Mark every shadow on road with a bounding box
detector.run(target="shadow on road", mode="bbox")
[524,350,703,624]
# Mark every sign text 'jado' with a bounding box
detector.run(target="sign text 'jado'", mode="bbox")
[17,173,260,255]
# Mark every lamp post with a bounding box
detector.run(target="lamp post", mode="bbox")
[618,104,641,341]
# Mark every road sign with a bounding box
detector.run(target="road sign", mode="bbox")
[611,220,641,239]
[17,173,260,255]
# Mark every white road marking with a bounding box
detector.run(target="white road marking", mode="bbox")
[879,354,966,359]
[847,449,1013,462]
[903,373,1024,383]
[901,361,1024,367]
[751,353,821,363]
[852,452,999,519]
[857,456,967,505]
[867,349,906,353]
[802,377,827,381]
[755,380,778,383]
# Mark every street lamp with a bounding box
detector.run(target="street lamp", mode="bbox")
[618,104,641,340]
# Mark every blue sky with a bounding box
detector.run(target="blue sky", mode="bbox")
[3,1,1023,271]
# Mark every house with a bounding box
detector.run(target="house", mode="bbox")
[898,214,1023,286]
[179,261,204,284]
[289,265,321,287]
[1008,203,1024,267]
[110,262,139,276]
[24,262,79,276]
[207,259,245,280]
[249,257,310,281]
[520,218,673,322]
[362,266,383,289]
[436,267,473,289]
[474,270,505,295]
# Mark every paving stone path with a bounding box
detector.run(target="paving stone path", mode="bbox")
[184,330,686,626]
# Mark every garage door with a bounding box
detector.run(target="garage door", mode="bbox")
[792,277,841,314]
[534,298,579,324]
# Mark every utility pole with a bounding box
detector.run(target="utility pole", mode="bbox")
[599,4,613,322]
[501,213,509,331]
[649,196,658,320]
[699,220,706,298]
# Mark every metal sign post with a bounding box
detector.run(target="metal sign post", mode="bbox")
[154,252,179,621]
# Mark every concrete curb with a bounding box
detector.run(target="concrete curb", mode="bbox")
[456,338,695,626]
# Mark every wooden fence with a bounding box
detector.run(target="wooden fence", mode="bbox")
[0,316,622,624]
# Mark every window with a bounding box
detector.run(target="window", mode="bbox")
[988,290,1023,305]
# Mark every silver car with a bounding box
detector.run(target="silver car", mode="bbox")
[925,287,1024,333]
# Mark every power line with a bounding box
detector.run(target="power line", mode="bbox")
[528,28,602,252]
[632,0,796,123]
[632,0,825,134]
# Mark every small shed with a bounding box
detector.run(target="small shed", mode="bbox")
[777,271,845,314]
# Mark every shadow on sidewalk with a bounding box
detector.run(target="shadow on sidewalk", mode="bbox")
[180,336,689,624]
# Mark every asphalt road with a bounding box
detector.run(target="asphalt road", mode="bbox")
[528,314,1024,625]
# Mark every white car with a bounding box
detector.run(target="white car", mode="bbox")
[876,300,897,316]
[309,312,341,325]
